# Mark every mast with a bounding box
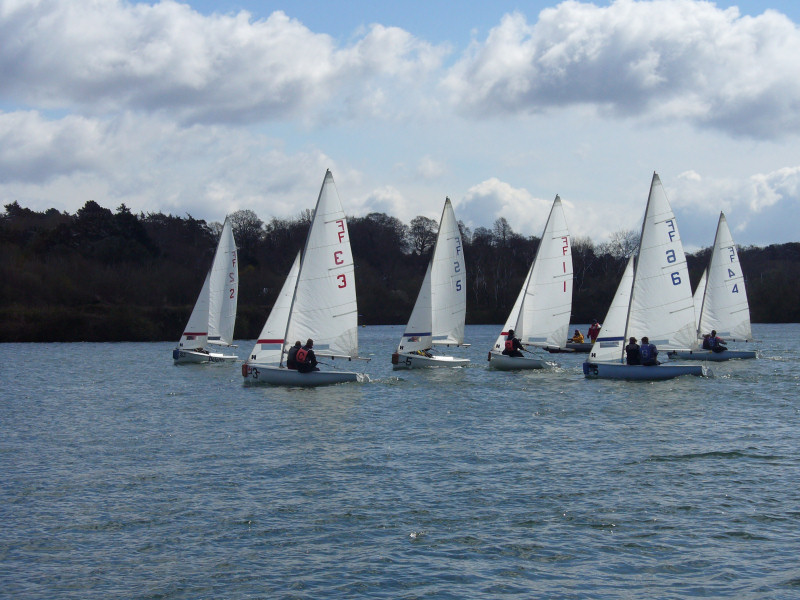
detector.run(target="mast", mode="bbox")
[280,169,329,365]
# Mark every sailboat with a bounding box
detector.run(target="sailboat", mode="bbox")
[173,216,238,364]
[583,172,707,380]
[488,195,573,370]
[391,198,469,369]
[669,212,757,361]
[242,170,368,386]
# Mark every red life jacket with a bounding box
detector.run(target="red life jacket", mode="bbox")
[505,339,514,351]
[296,348,309,363]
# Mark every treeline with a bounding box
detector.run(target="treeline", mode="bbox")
[1,200,798,342]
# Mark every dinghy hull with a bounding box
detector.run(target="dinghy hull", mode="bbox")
[582,361,707,380]
[667,349,757,361]
[173,348,237,364]
[242,363,358,386]
[565,342,592,353]
[487,352,549,370]
[391,352,470,370]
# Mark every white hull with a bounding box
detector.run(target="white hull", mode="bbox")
[667,349,757,361]
[583,361,707,380]
[173,349,237,364]
[487,352,549,370]
[242,363,358,386]
[391,352,470,370]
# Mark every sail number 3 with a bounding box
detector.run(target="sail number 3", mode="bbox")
[335,219,347,288]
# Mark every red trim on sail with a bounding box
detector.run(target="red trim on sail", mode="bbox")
[257,338,284,344]
[183,332,207,336]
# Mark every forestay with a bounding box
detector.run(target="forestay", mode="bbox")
[179,269,211,349]
[692,269,707,331]
[247,252,300,364]
[588,256,635,363]
[398,262,433,353]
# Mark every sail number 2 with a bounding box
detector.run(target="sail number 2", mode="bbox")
[229,251,237,299]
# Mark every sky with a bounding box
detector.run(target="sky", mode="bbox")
[2,0,800,251]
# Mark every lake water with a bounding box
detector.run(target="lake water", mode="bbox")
[2,324,800,599]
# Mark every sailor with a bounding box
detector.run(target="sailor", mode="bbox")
[286,341,302,369]
[588,319,601,343]
[640,336,660,366]
[570,329,585,344]
[701,333,712,350]
[709,330,727,353]
[502,329,524,357]
[296,338,319,373]
[625,337,641,365]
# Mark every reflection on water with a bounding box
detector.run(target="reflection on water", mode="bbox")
[1,324,798,599]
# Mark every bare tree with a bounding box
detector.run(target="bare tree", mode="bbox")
[229,209,264,257]
[598,229,640,259]
[492,217,513,247]
[408,215,438,255]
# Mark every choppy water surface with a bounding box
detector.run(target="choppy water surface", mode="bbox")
[2,324,800,599]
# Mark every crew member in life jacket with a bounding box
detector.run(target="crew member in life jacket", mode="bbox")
[708,330,727,353]
[296,338,319,373]
[502,329,524,357]
[640,336,660,366]
[286,341,302,369]
[570,329,585,344]
[588,319,601,343]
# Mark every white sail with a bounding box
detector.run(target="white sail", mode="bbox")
[520,196,573,347]
[207,216,238,346]
[247,252,301,365]
[626,173,696,350]
[284,170,359,358]
[697,213,752,341]
[693,269,707,331]
[492,195,572,350]
[178,269,211,349]
[398,197,466,353]
[430,198,467,346]
[588,256,635,363]
[492,265,532,351]
[397,262,433,353]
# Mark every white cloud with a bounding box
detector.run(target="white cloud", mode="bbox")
[1,1,799,249]
[458,178,553,234]
[443,1,800,138]
[417,156,446,180]
[0,1,447,125]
